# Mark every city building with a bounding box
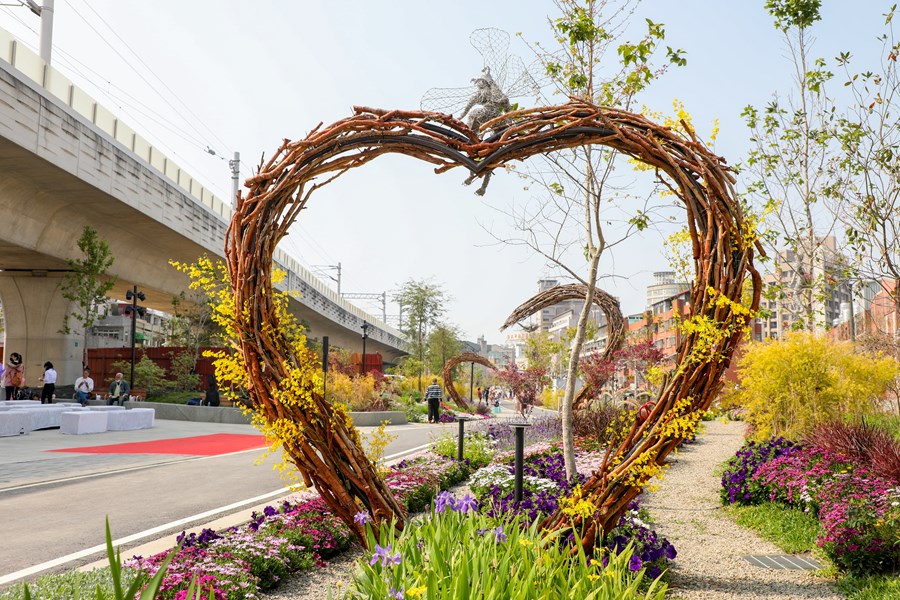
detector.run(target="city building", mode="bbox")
[88,300,174,348]
[475,334,515,367]
[758,236,852,338]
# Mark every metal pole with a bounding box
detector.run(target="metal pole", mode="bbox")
[39,0,54,64]
[361,321,368,376]
[457,418,466,461]
[229,151,240,211]
[514,425,525,503]
[337,262,341,296]
[322,336,329,399]
[129,286,138,392]
[381,292,387,323]
[470,362,474,404]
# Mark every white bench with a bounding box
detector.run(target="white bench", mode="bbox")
[0,411,30,436]
[106,408,155,431]
[86,406,127,412]
[61,411,108,435]
[11,406,85,430]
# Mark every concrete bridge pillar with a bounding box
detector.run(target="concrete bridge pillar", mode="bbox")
[0,273,82,391]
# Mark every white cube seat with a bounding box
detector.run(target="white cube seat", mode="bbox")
[106,408,154,431]
[11,406,73,430]
[61,411,108,434]
[0,411,30,436]
[86,406,127,412]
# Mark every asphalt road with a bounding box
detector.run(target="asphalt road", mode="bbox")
[0,418,456,586]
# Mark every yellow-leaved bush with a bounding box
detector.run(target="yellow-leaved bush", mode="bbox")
[733,333,900,441]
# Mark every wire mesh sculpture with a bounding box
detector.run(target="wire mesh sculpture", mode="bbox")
[500,284,625,410]
[442,352,498,409]
[421,28,538,195]
[228,100,763,550]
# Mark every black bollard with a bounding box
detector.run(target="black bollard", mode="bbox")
[510,421,533,503]
[455,415,470,461]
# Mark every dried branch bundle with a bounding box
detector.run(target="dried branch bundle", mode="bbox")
[501,284,624,410]
[228,100,762,549]
[442,352,498,408]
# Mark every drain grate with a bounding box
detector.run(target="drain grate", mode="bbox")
[743,555,824,571]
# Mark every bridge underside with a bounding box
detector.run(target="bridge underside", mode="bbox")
[0,134,404,385]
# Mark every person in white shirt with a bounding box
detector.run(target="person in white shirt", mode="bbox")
[74,368,94,406]
[40,361,57,404]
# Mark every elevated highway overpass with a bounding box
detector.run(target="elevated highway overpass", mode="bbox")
[0,27,407,385]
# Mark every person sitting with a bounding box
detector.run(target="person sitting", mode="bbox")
[74,368,94,406]
[201,374,220,407]
[107,372,131,406]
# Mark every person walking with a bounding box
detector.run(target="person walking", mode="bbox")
[3,353,25,400]
[107,372,130,406]
[74,367,94,406]
[40,361,57,404]
[425,378,443,424]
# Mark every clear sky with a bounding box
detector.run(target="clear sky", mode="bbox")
[0,1,889,344]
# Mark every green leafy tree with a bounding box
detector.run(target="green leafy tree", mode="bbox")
[168,349,201,391]
[112,355,168,392]
[426,322,464,376]
[393,279,447,392]
[742,0,848,332]
[733,333,899,440]
[61,226,116,368]
[506,0,685,480]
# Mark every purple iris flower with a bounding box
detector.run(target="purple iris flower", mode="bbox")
[494,526,507,543]
[455,494,478,513]
[354,511,371,526]
[435,491,456,513]
[369,544,402,568]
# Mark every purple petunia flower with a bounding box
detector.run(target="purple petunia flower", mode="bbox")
[629,554,643,571]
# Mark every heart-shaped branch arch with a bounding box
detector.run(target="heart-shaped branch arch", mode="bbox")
[442,352,498,409]
[500,284,625,410]
[226,100,762,547]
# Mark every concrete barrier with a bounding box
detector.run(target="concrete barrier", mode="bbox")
[122,402,407,426]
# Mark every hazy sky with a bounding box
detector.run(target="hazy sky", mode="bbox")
[0,1,888,343]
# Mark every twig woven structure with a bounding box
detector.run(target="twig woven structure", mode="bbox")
[227,100,762,548]
[501,284,624,409]
[442,352,498,408]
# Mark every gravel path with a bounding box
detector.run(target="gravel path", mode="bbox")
[645,419,840,600]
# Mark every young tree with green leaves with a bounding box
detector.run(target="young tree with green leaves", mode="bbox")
[833,5,900,334]
[393,279,447,392]
[506,0,685,481]
[426,322,464,376]
[61,226,116,368]
[742,0,848,332]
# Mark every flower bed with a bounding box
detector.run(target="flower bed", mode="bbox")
[721,437,900,574]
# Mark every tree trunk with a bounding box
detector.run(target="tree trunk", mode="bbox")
[561,248,602,482]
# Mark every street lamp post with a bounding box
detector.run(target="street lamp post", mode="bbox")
[361,321,369,376]
[124,286,146,392]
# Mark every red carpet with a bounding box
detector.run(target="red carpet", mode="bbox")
[49,433,267,456]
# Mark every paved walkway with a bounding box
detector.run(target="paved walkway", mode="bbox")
[645,420,840,599]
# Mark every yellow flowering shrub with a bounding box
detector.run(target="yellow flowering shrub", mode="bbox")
[733,333,900,441]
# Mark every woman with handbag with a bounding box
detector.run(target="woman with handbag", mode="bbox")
[3,352,25,400]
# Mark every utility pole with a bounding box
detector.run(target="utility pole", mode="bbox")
[24,0,54,64]
[229,151,240,211]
